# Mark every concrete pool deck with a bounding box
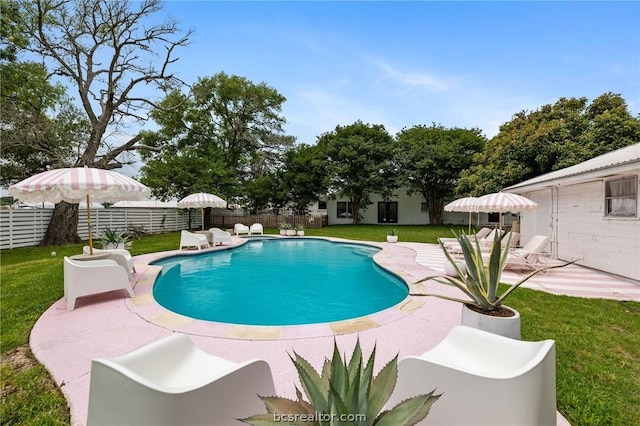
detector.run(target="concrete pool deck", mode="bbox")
[30,237,639,425]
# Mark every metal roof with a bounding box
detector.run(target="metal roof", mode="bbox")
[504,143,640,192]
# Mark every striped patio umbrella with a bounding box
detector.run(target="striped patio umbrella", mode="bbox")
[471,192,538,230]
[444,197,478,233]
[9,166,150,253]
[177,192,227,230]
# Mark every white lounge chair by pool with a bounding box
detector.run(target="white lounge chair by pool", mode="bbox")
[82,246,135,279]
[179,230,209,250]
[64,257,134,310]
[388,326,556,426]
[87,333,276,426]
[249,223,264,235]
[209,227,232,245]
[234,223,250,236]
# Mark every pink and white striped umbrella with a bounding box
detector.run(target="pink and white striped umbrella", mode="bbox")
[471,192,538,213]
[177,192,227,209]
[9,166,151,253]
[444,197,478,233]
[8,166,150,204]
[444,197,478,212]
[471,192,538,230]
[178,192,227,230]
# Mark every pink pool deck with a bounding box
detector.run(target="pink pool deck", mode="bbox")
[30,237,639,426]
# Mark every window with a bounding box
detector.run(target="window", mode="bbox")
[318,200,327,210]
[337,201,353,218]
[421,202,428,213]
[605,176,637,217]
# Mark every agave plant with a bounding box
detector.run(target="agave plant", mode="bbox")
[241,339,440,426]
[98,227,130,249]
[414,231,572,311]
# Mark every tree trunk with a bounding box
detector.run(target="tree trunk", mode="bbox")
[40,201,82,246]
[425,192,445,225]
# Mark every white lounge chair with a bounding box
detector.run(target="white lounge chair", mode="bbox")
[443,228,506,254]
[504,235,551,270]
[209,227,232,245]
[233,223,250,236]
[83,246,135,279]
[438,226,493,245]
[179,230,209,250]
[87,333,276,426]
[64,257,134,310]
[388,326,556,426]
[249,223,264,235]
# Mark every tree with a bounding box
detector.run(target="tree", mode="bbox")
[0,61,88,186]
[282,144,328,215]
[139,72,294,201]
[0,1,87,186]
[457,93,640,195]
[18,0,191,245]
[317,121,397,224]
[396,125,486,225]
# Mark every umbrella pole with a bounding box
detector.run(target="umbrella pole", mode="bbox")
[86,194,93,254]
[468,212,472,234]
[201,208,205,231]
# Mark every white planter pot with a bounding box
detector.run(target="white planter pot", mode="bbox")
[279,230,287,236]
[297,231,305,236]
[286,230,296,236]
[444,260,467,277]
[387,235,398,243]
[461,304,521,340]
[103,242,119,250]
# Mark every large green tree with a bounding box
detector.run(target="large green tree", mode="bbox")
[457,93,640,195]
[396,125,486,225]
[139,72,295,202]
[17,0,190,245]
[317,121,397,224]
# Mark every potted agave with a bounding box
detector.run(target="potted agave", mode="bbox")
[414,231,570,340]
[242,338,440,425]
[295,224,305,236]
[386,228,398,243]
[98,227,130,250]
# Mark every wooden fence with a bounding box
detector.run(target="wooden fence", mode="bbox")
[0,209,328,249]
[0,208,190,249]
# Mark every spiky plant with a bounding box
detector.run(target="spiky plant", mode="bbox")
[414,230,572,311]
[241,339,440,426]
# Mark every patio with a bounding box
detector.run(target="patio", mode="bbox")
[30,238,639,425]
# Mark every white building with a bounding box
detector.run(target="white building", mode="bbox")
[504,143,640,281]
[326,188,514,228]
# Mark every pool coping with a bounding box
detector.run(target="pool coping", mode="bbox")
[128,236,427,340]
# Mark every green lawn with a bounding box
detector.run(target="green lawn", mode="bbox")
[1,225,639,425]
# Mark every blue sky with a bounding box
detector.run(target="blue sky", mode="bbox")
[154,0,639,145]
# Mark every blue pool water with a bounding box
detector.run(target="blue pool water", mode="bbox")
[151,239,408,326]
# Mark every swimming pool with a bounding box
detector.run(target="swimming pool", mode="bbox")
[151,238,408,326]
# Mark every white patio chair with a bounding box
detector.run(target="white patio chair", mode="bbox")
[504,235,551,270]
[209,227,233,245]
[83,246,135,279]
[388,326,556,426]
[249,223,264,235]
[64,257,134,310]
[87,333,276,426]
[233,223,250,236]
[437,226,493,245]
[179,230,209,250]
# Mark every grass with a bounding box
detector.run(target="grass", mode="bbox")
[1,225,639,425]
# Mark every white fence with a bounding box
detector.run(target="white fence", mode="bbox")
[0,208,193,249]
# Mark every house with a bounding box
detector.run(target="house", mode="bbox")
[504,143,640,281]
[325,188,515,228]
